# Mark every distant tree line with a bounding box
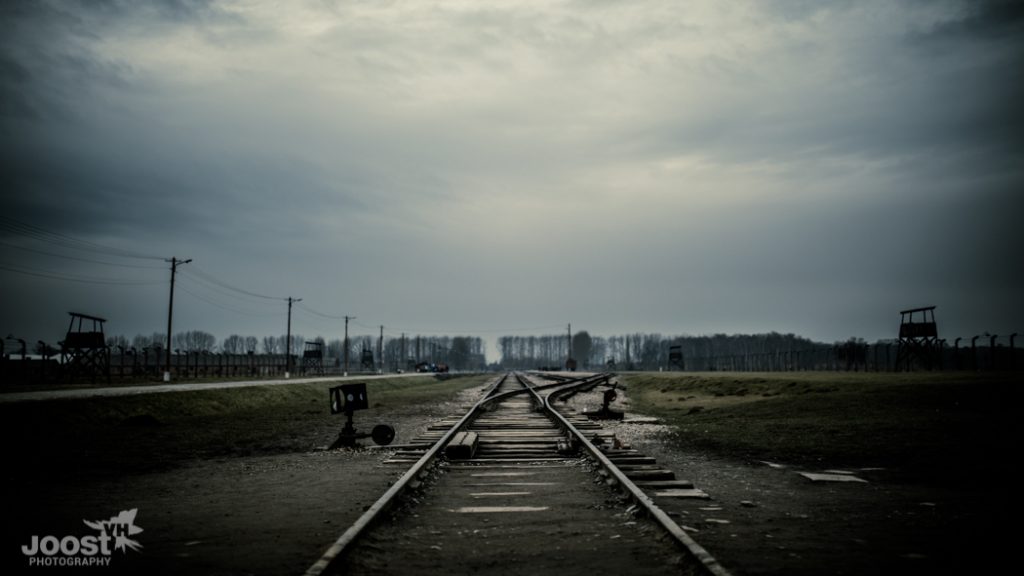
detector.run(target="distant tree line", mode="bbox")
[103,332,486,372]
[500,331,863,370]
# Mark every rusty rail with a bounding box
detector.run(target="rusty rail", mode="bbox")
[533,373,732,576]
[303,372,582,575]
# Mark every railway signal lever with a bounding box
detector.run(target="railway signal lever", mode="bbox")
[583,382,625,420]
[328,383,396,449]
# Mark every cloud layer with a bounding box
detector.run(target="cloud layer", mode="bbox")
[2,0,1022,355]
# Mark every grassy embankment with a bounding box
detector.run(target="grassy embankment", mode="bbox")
[622,371,1019,479]
[0,374,491,481]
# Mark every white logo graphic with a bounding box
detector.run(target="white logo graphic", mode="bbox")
[83,509,144,553]
[21,508,143,567]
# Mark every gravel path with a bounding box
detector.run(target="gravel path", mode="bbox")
[0,372,433,403]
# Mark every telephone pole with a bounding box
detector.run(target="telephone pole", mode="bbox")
[285,297,302,378]
[378,325,384,375]
[164,257,191,382]
[344,316,355,376]
[567,322,572,365]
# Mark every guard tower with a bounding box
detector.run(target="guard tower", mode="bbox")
[895,306,939,371]
[61,312,110,383]
[301,341,325,375]
[360,347,375,372]
[668,345,685,371]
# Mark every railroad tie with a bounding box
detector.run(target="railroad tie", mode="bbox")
[445,431,479,460]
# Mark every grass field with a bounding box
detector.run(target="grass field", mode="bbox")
[621,371,1019,481]
[5,370,1017,484]
[0,374,491,481]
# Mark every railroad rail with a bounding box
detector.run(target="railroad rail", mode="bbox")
[304,372,730,576]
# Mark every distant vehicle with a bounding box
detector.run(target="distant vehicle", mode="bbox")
[414,362,450,373]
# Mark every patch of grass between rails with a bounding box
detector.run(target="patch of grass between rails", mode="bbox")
[0,374,491,482]
[622,371,1020,482]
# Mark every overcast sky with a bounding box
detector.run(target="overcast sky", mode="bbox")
[2,0,1022,361]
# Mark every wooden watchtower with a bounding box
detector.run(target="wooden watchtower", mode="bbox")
[668,345,685,371]
[61,312,111,383]
[302,341,325,375]
[895,306,939,371]
[360,347,375,372]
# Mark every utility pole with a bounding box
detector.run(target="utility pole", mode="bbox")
[567,323,572,365]
[378,325,384,375]
[285,297,302,378]
[164,257,191,382]
[401,333,406,372]
[344,316,355,376]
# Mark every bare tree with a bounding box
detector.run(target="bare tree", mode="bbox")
[326,338,343,364]
[172,330,216,352]
[172,332,186,351]
[132,332,167,350]
[262,335,279,355]
[572,331,593,369]
[222,334,246,354]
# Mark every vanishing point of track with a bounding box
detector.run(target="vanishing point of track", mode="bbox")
[304,372,731,576]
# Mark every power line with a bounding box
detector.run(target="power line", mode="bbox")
[176,284,284,318]
[0,239,166,269]
[0,216,164,261]
[295,303,351,320]
[382,323,567,335]
[0,261,165,286]
[179,264,286,301]
[293,312,567,338]
[176,271,286,307]
[289,309,348,334]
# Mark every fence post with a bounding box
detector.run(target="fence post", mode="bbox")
[1011,333,1018,371]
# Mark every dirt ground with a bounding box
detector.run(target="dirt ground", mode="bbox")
[1,380,489,575]
[4,450,398,575]
[561,386,1013,575]
[2,374,1013,575]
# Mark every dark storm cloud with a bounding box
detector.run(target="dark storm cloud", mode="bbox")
[1,0,1021,352]
[0,0,367,247]
[1,2,168,235]
[902,1,1024,157]
[915,0,1024,41]
[635,38,1022,170]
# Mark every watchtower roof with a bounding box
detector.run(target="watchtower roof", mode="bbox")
[68,311,107,323]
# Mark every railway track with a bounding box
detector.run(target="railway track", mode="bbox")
[305,372,730,576]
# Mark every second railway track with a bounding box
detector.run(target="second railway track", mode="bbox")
[306,372,730,576]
